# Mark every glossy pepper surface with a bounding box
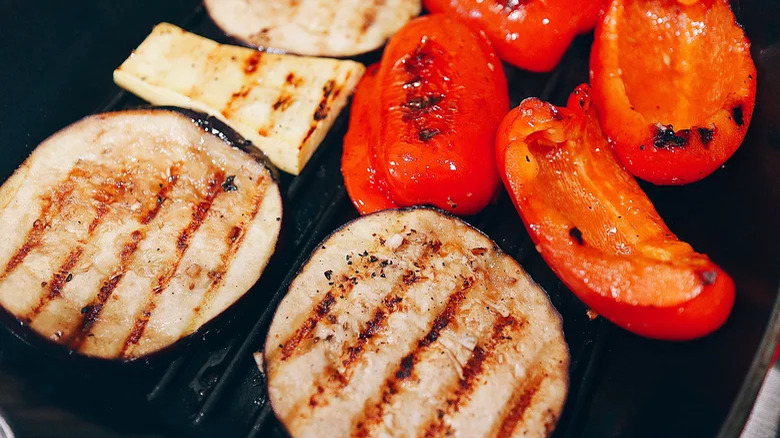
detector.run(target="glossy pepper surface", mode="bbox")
[496,84,735,340]
[590,0,756,185]
[424,0,604,72]
[342,14,508,215]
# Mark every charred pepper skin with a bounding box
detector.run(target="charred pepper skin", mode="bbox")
[590,0,757,185]
[424,0,606,72]
[496,84,735,340]
[342,14,508,216]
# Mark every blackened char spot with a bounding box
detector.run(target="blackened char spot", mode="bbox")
[569,227,584,245]
[733,105,744,127]
[418,128,441,141]
[272,94,294,111]
[395,354,415,379]
[222,175,237,192]
[700,270,718,286]
[698,127,715,147]
[653,124,690,148]
[403,94,444,111]
[244,52,261,74]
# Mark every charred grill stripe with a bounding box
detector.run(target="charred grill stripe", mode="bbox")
[119,171,224,357]
[313,80,336,121]
[493,371,546,438]
[299,125,317,149]
[1,176,77,279]
[66,230,143,350]
[303,301,397,412]
[359,0,386,34]
[244,52,262,74]
[25,246,85,321]
[351,277,475,438]
[279,290,341,361]
[222,85,251,119]
[187,175,270,331]
[25,168,177,323]
[421,316,519,438]
[143,168,179,224]
[285,242,443,422]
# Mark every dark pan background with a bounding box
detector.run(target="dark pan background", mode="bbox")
[0,1,779,437]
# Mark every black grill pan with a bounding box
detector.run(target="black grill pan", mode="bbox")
[0,1,778,437]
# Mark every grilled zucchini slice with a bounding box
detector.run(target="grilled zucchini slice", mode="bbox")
[114,23,365,175]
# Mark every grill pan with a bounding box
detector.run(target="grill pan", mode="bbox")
[0,1,779,437]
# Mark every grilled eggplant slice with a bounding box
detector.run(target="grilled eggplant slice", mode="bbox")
[114,23,365,175]
[0,109,282,360]
[265,208,569,438]
[204,0,421,57]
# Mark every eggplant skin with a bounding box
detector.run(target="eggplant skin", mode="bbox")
[0,109,282,360]
[265,207,569,438]
[204,0,421,57]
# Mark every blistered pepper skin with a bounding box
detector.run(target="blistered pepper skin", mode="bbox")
[590,0,757,185]
[343,14,508,216]
[496,84,735,340]
[425,0,605,72]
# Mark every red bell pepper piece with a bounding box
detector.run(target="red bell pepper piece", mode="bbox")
[342,64,400,215]
[496,84,735,340]
[590,0,757,185]
[342,14,508,216]
[424,0,605,72]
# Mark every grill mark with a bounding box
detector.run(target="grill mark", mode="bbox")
[313,80,336,121]
[421,316,519,438]
[272,93,294,111]
[351,277,475,437]
[185,175,270,332]
[119,172,224,357]
[283,240,443,422]
[280,290,339,361]
[25,168,178,323]
[299,125,317,150]
[1,177,77,280]
[25,247,85,321]
[244,52,262,74]
[143,169,179,224]
[66,230,143,350]
[222,85,251,119]
[493,371,546,438]
[359,0,386,34]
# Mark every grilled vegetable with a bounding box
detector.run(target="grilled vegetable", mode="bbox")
[590,0,756,184]
[204,0,421,57]
[424,0,604,72]
[0,109,282,360]
[114,23,365,175]
[341,14,509,216]
[496,84,735,340]
[265,207,569,438]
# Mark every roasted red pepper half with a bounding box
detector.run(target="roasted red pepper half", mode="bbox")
[342,14,509,216]
[424,0,604,72]
[496,84,735,340]
[590,0,757,185]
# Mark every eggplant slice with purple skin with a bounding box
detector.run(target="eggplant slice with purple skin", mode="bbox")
[204,0,421,57]
[265,207,569,438]
[0,108,282,360]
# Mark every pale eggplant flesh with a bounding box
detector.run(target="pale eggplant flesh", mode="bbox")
[0,108,282,360]
[265,208,569,438]
[204,0,421,57]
